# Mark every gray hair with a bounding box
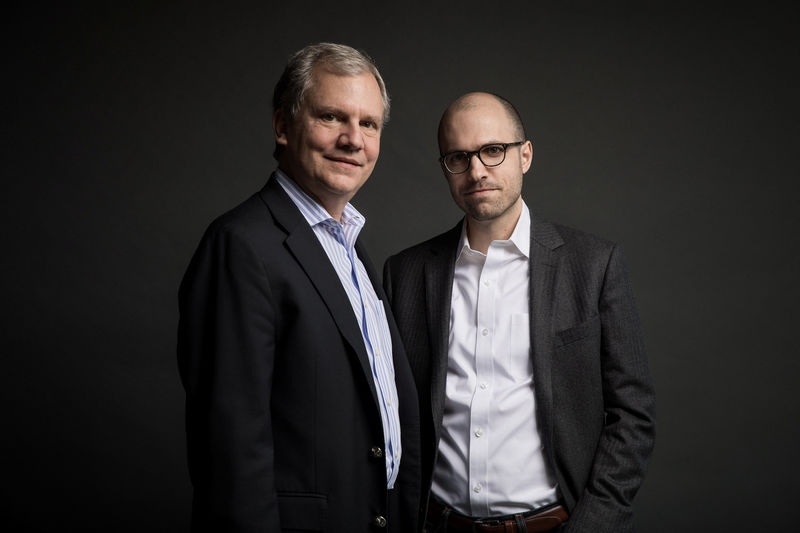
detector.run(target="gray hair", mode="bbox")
[272,43,390,160]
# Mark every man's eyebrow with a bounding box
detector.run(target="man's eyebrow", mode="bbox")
[309,104,382,126]
[361,113,382,125]
[311,104,339,114]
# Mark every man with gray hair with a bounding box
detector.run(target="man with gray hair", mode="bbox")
[179,43,420,532]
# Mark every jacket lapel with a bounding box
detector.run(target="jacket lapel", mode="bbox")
[528,214,565,468]
[259,175,379,406]
[425,221,462,442]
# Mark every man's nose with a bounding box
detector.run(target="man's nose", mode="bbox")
[466,152,487,180]
[338,121,365,150]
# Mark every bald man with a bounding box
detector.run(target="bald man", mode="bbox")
[383,93,655,533]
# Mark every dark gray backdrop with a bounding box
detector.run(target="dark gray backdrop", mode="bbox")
[4,1,798,531]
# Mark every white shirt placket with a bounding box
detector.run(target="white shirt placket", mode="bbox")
[469,255,496,515]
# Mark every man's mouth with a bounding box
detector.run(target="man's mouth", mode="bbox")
[465,187,498,196]
[326,156,362,167]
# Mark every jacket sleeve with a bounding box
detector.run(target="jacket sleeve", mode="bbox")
[177,224,281,532]
[564,244,656,533]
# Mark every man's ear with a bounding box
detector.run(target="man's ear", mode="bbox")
[273,110,289,147]
[521,140,534,174]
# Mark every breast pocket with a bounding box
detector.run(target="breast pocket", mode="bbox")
[554,315,601,349]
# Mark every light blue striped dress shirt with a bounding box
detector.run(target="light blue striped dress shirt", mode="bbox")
[275,170,402,488]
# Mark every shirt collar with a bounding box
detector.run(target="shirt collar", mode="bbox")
[274,169,365,233]
[508,201,531,257]
[457,201,531,260]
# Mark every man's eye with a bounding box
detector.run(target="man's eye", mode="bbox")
[320,113,336,122]
[361,121,376,129]
[483,145,503,155]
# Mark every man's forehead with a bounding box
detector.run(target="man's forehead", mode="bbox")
[309,68,377,94]
[441,104,514,146]
[449,99,508,124]
[305,71,382,111]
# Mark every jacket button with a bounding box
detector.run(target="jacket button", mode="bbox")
[369,446,384,459]
[373,515,387,528]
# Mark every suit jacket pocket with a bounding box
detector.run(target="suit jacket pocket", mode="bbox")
[554,315,600,348]
[277,492,328,531]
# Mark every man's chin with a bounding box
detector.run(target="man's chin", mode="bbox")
[461,201,500,221]
[465,209,500,222]
[320,174,371,197]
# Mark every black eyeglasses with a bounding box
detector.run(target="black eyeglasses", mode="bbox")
[440,141,525,174]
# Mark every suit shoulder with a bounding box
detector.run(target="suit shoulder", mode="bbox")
[386,223,461,267]
[198,190,278,246]
[207,192,268,232]
[543,220,634,277]
[552,222,616,253]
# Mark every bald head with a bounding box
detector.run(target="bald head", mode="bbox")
[437,92,526,153]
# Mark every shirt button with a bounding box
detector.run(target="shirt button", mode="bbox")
[373,515,388,528]
[481,328,489,336]
[483,280,491,286]
[473,483,482,493]
[474,427,483,437]
[480,382,488,390]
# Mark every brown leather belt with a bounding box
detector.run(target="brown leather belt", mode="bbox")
[427,500,568,533]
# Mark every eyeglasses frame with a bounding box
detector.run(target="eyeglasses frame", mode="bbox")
[439,141,526,174]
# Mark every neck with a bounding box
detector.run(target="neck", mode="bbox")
[322,202,346,222]
[465,199,523,254]
[277,165,347,222]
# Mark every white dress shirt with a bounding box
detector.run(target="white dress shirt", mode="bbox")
[431,202,557,516]
[275,170,402,488]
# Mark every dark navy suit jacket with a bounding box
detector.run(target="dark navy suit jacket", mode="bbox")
[179,175,421,532]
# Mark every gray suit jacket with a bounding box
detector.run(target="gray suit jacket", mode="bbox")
[383,214,654,533]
